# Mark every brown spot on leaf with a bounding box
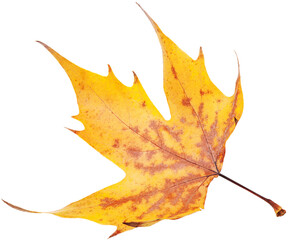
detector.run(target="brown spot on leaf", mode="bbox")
[134,162,167,175]
[149,120,165,146]
[200,89,212,96]
[147,150,157,160]
[127,147,143,158]
[234,117,239,125]
[79,82,85,90]
[207,113,218,144]
[100,189,154,210]
[149,120,160,130]
[197,103,204,120]
[141,129,150,143]
[131,205,137,211]
[171,65,178,79]
[182,97,191,107]
[180,117,186,123]
[162,125,183,142]
[112,139,120,148]
[142,101,146,107]
[131,126,140,133]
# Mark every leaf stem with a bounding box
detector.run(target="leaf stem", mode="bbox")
[218,173,286,217]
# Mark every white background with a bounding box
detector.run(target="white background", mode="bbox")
[0,0,288,239]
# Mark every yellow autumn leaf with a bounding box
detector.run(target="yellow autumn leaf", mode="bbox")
[3,4,285,238]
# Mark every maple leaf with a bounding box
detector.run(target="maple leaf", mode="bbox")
[3,4,285,238]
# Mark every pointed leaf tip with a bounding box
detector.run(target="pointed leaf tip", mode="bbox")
[108,230,119,239]
[136,3,159,31]
[107,64,118,79]
[2,199,39,213]
[198,46,204,60]
[65,127,80,135]
[132,71,139,84]
[36,40,50,50]
[107,64,112,73]
[135,2,142,10]
[233,50,241,80]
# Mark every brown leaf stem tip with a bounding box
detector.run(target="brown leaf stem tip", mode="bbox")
[267,199,286,217]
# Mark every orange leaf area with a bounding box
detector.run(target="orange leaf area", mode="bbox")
[4,6,245,238]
